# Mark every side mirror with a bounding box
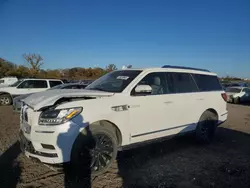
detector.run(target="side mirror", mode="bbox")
[134,85,152,95]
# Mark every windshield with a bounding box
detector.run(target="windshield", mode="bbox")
[9,80,23,87]
[86,70,142,93]
[226,88,242,93]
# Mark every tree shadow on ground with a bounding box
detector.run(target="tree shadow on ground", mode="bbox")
[117,127,250,188]
[0,141,22,188]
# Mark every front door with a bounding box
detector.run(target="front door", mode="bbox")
[128,72,173,143]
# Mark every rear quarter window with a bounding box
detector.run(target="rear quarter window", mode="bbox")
[49,81,63,88]
[192,74,222,92]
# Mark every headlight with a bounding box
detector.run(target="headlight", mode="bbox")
[39,107,82,125]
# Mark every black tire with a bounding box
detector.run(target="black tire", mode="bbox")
[0,94,12,106]
[233,97,240,104]
[195,111,218,144]
[71,123,118,177]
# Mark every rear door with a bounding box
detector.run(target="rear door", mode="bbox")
[164,72,200,131]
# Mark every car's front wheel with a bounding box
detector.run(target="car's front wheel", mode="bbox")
[0,94,12,106]
[71,123,118,177]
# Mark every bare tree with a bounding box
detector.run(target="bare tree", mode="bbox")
[106,64,117,72]
[23,53,43,76]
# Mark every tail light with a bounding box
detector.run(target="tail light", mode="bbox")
[221,93,227,102]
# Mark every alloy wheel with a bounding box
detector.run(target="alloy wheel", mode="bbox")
[0,97,10,105]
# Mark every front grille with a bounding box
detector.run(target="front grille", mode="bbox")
[24,111,28,122]
[19,131,35,153]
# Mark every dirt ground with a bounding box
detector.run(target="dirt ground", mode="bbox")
[0,104,250,188]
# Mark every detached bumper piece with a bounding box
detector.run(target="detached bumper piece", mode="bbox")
[19,131,58,158]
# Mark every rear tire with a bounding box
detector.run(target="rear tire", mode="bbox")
[71,123,118,177]
[0,94,12,106]
[195,111,218,144]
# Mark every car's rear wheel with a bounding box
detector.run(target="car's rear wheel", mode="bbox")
[71,123,118,177]
[0,94,12,106]
[195,111,218,144]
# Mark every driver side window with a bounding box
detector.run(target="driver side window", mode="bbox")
[17,80,34,89]
[133,72,168,96]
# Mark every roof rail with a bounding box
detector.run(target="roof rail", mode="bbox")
[161,65,210,72]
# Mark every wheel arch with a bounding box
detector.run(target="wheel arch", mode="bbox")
[0,92,13,101]
[203,108,219,121]
[90,120,123,146]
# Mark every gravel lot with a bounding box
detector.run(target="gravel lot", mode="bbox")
[0,104,250,188]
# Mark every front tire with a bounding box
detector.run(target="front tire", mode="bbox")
[0,94,12,106]
[195,111,218,144]
[71,123,118,177]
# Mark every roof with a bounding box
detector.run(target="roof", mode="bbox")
[21,78,62,81]
[117,67,216,75]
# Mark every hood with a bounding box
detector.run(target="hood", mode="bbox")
[0,86,12,91]
[22,89,114,111]
[0,84,8,88]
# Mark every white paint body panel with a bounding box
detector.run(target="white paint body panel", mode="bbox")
[0,79,63,97]
[20,68,228,164]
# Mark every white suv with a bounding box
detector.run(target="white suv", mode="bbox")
[0,78,63,105]
[19,66,228,176]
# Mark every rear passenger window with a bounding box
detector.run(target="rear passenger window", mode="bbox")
[49,81,62,88]
[33,80,48,88]
[166,73,198,93]
[192,74,222,91]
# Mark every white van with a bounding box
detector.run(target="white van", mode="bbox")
[19,65,228,176]
[0,77,18,87]
[0,78,63,105]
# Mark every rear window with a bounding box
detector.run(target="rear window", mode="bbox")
[49,81,62,88]
[192,74,222,92]
[0,80,4,84]
[226,88,242,93]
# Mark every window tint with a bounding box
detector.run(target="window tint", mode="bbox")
[17,80,48,89]
[166,72,198,93]
[33,80,48,88]
[192,74,222,91]
[136,72,167,95]
[49,81,62,88]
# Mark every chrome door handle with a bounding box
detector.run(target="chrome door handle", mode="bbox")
[164,101,173,104]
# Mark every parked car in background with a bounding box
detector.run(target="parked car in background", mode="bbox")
[226,87,250,104]
[0,77,18,87]
[0,78,63,106]
[19,65,227,176]
[13,82,90,112]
